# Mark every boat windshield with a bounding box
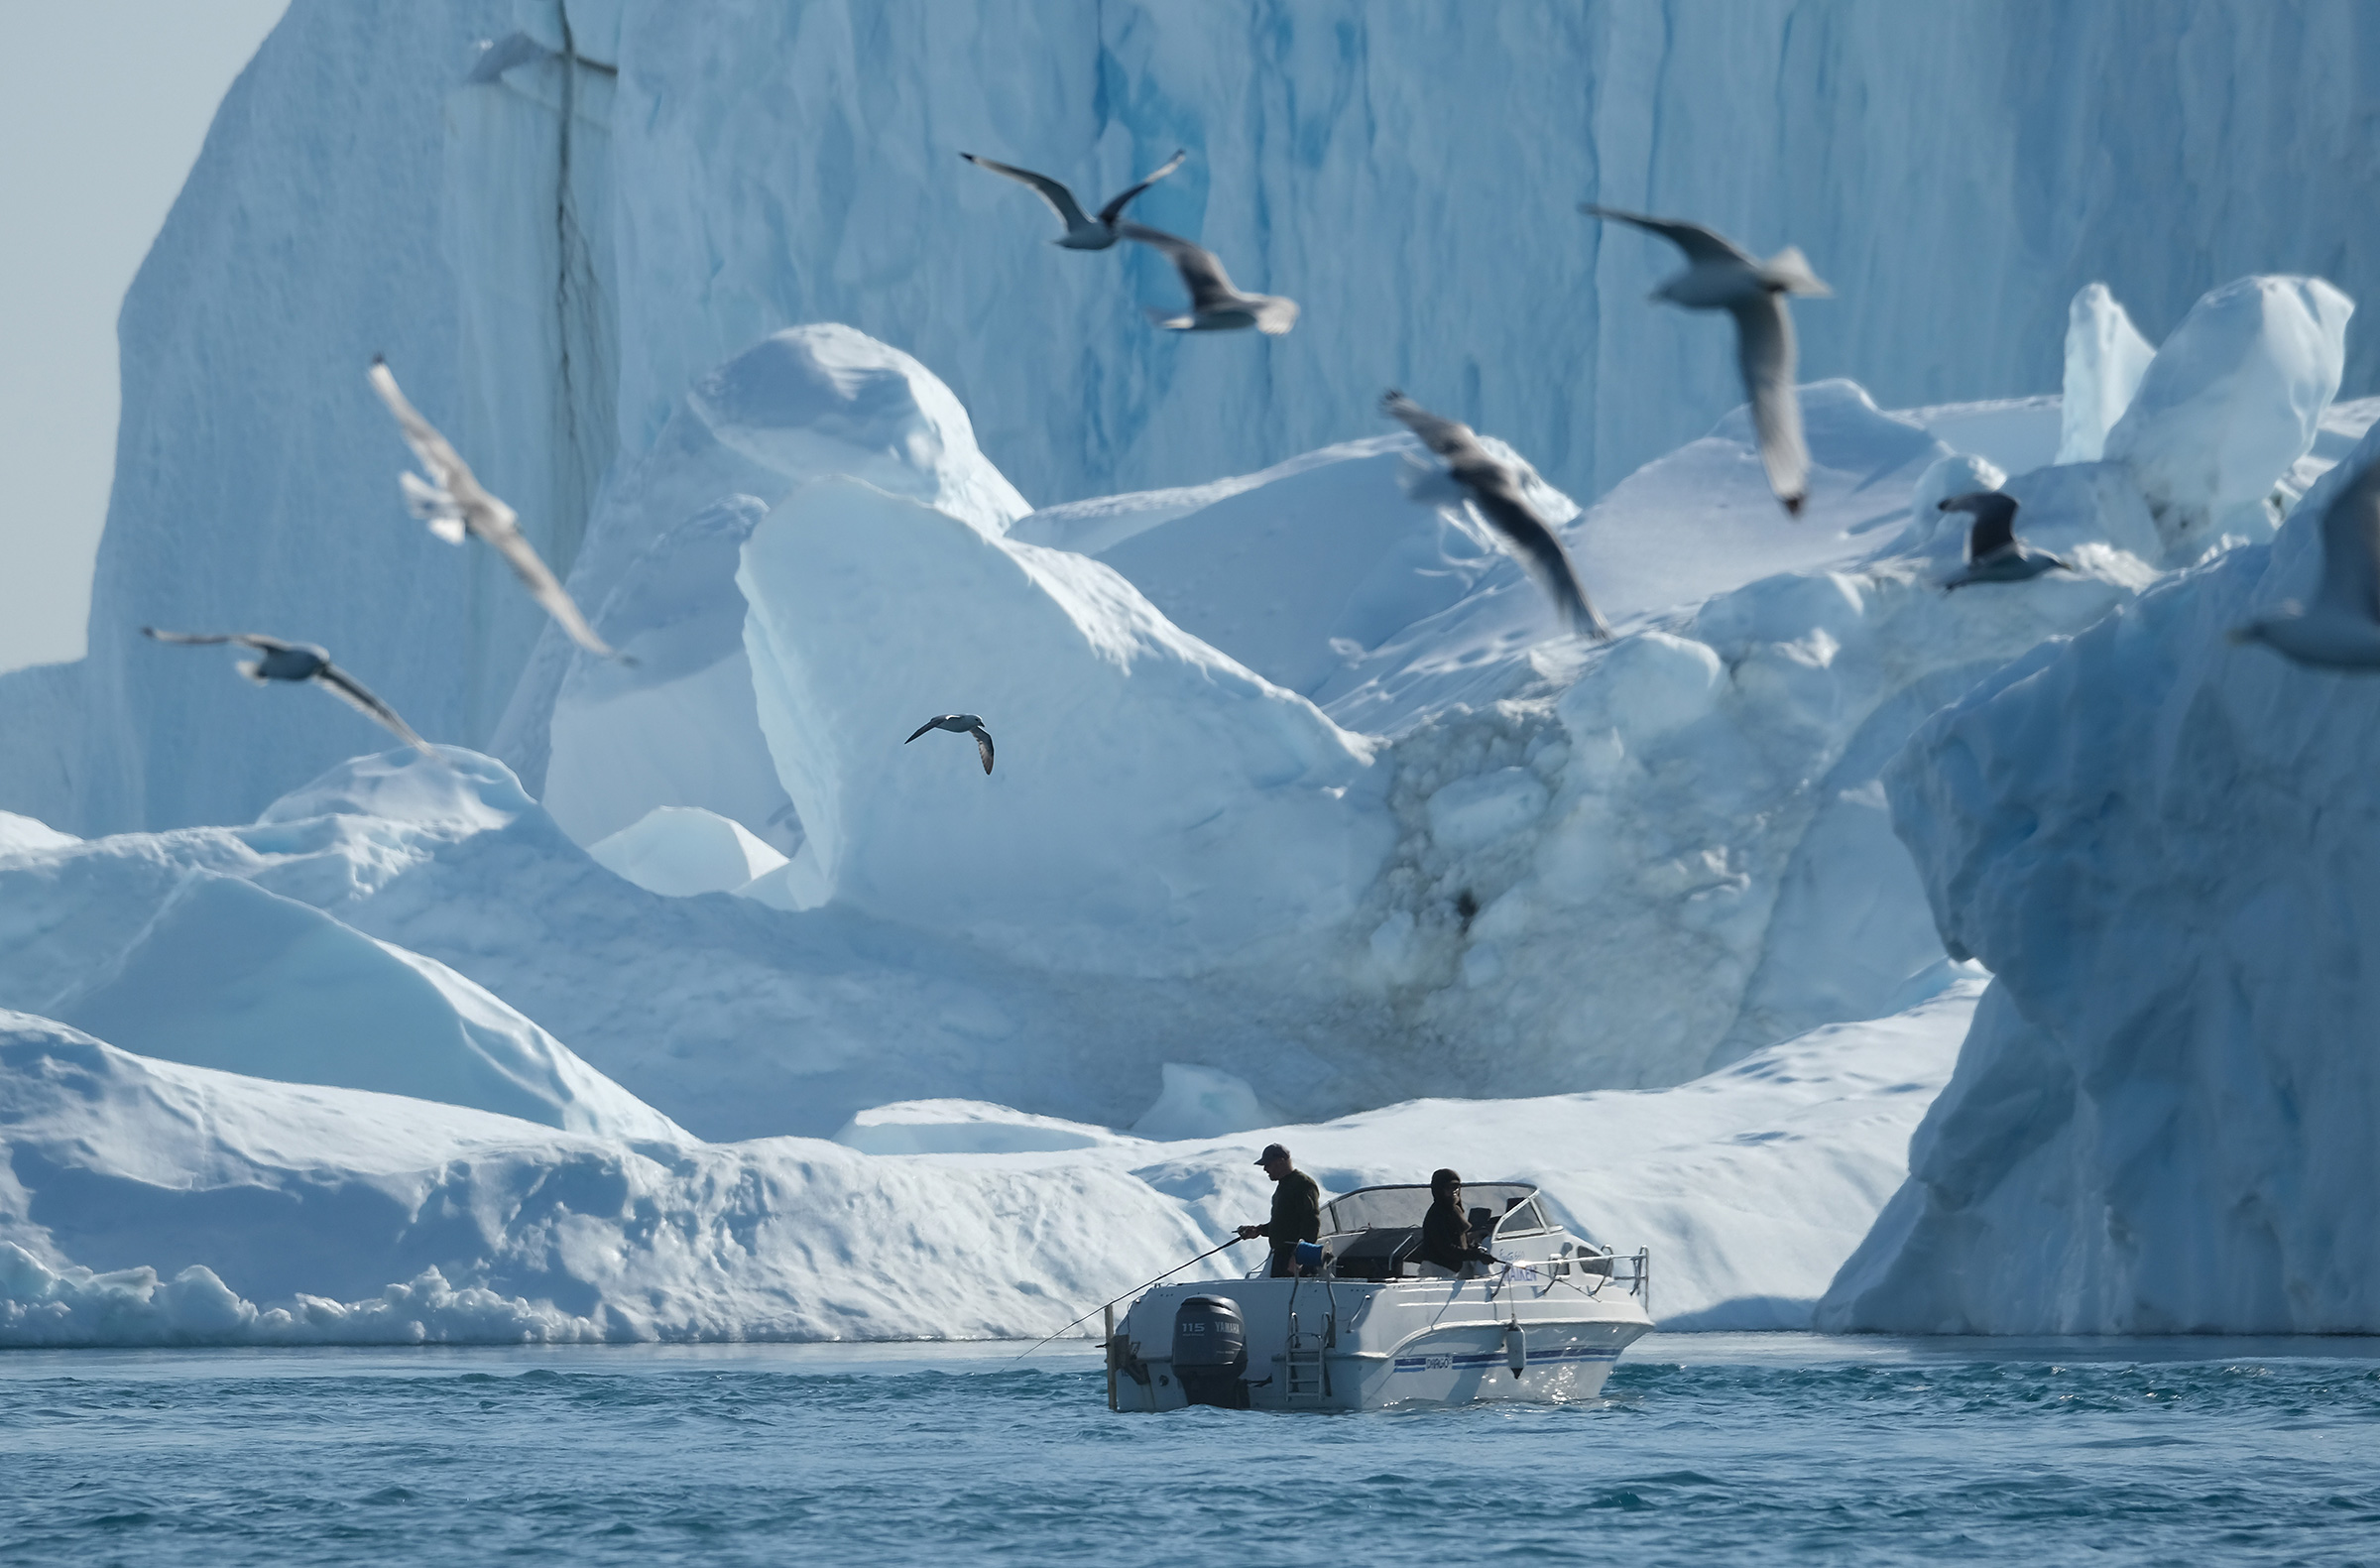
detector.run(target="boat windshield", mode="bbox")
[1321,1183,1540,1238]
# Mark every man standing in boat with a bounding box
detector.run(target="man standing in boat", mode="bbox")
[1418,1167,1497,1276]
[1236,1143,1322,1277]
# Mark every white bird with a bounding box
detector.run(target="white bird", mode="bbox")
[1116,222,1299,335]
[142,628,439,759]
[905,714,996,774]
[367,358,621,660]
[960,148,1186,249]
[2230,455,2380,668]
[1382,391,1608,640]
[1582,204,1831,516]
[1938,492,2072,591]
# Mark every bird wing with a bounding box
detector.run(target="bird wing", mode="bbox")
[1960,494,2020,559]
[1581,204,1758,267]
[1116,222,1241,310]
[1466,477,1611,641]
[481,522,620,659]
[368,359,517,539]
[313,663,437,758]
[1728,293,1811,515]
[905,719,942,744]
[1096,148,1187,228]
[2314,455,2380,621]
[970,723,996,775]
[1381,391,1490,467]
[142,628,299,654]
[961,153,1092,231]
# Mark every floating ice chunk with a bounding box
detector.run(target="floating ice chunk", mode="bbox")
[833,1099,1129,1154]
[49,873,685,1142]
[736,476,1389,973]
[2054,284,2156,464]
[2104,276,2353,558]
[1130,1063,1278,1142]
[587,806,787,899]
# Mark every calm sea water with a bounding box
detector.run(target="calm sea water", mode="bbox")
[5,1334,2379,1565]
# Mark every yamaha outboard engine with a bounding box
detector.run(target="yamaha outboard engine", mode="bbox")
[1170,1295,1249,1408]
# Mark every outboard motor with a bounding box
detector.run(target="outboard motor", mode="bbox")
[1171,1295,1249,1409]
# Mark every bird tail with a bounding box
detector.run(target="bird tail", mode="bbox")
[1761,247,1832,298]
[235,660,267,683]
[1143,306,1193,331]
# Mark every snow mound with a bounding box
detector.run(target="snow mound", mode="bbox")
[0,811,75,858]
[833,1100,1130,1155]
[1129,1064,1278,1142]
[2055,283,2155,464]
[736,476,1389,968]
[0,981,1977,1344]
[2104,275,2351,557]
[46,871,684,1142]
[588,806,788,898]
[1820,420,2380,1334]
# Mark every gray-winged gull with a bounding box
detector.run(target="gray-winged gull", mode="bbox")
[368,358,622,660]
[2231,455,2380,668]
[142,627,438,758]
[1117,222,1299,335]
[1382,391,1610,640]
[905,714,996,774]
[1938,492,2073,591]
[1582,204,1831,516]
[960,148,1187,249]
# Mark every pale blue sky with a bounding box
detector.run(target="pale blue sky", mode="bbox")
[0,0,289,674]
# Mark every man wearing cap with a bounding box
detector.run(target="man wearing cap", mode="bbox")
[1236,1144,1322,1278]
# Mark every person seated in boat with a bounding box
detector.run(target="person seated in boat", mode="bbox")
[1417,1167,1496,1277]
[1235,1143,1322,1277]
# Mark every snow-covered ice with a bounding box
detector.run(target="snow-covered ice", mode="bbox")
[588,806,787,898]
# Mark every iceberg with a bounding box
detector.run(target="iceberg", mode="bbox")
[1820,419,2380,1335]
[587,805,787,898]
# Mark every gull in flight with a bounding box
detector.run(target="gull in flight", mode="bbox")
[1117,222,1299,335]
[1938,492,2072,591]
[960,148,1187,249]
[2230,455,2380,668]
[905,714,996,774]
[1382,391,1609,640]
[368,358,621,660]
[1582,204,1831,516]
[141,628,438,759]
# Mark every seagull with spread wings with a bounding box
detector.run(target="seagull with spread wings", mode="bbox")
[1937,492,2072,591]
[1382,391,1608,640]
[2231,455,2380,668]
[960,148,1187,249]
[368,358,621,660]
[1117,222,1299,335]
[905,714,996,775]
[1582,204,1831,517]
[142,628,439,759]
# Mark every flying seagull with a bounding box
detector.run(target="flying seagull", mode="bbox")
[1116,222,1299,335]
[1938,492,2073,591]
[1582,204,1831,516]
[367,358,622,660]
[141,628,439,759]
[1382,391,1609,640]
[960,148,1187,249]
[905,714,996,774]
[2230,455,2380,668]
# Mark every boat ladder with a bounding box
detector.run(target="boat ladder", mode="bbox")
[1285,1310,1331,1402]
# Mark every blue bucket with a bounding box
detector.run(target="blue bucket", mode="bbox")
[1293,1241,1327,1269]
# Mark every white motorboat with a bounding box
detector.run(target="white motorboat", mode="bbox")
[1106,1183,1650,1411]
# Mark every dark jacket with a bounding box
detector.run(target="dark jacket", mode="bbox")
[1419,1193,1491,1271]
[1255,1168,1322,1260]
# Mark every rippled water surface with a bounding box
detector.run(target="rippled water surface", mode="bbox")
[6,1334,2380,1565]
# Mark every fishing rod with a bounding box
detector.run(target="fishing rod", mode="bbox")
[1009,1235,1248,1363]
